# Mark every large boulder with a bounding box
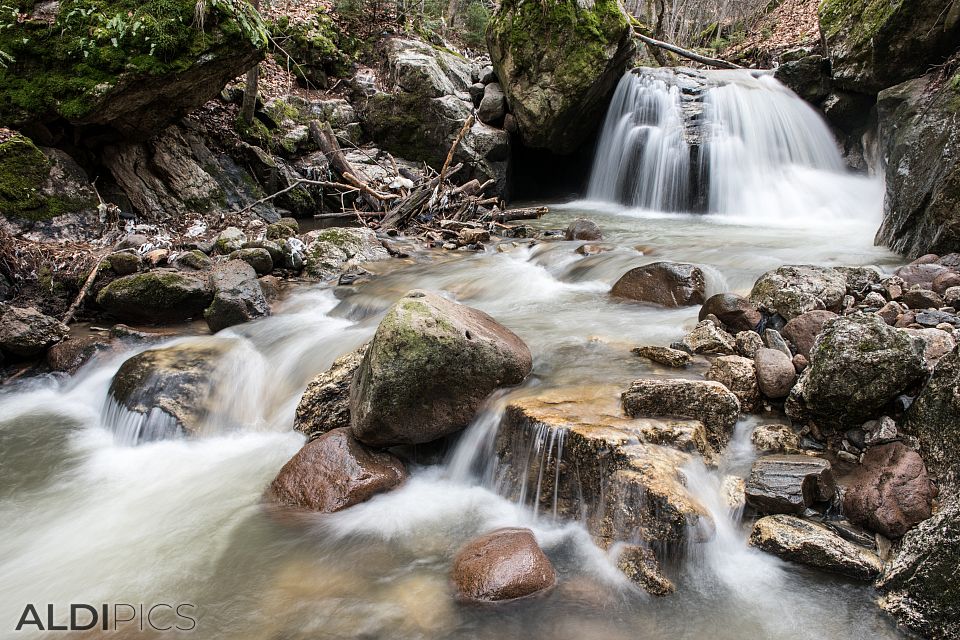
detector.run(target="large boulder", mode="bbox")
[95,270,213,324]
[611,262,706,307]
[350,290,532,447]
[205,260,270,332]
[294,345,367,440]
[878,493,960,640]
[903,344,960,487]
[621,378,740,445]
[750,514,883,581]
[793,314,927,431]
[843,442,936,538]
[744,455,835,514]
[107,341,230,441]
[486,0,634,154]
[749,265,847,320]
[0,304,68,357]
[875,72,960,257]
[0,0,265,139]
[818,0,960,94]
[265,428,406,512]
[451,528,556,602]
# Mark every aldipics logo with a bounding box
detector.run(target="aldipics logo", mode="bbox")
[15,604,197,632]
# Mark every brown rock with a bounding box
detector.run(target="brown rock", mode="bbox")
[843,442,936,538]
[616,545,674,596]
[932,270,960,295]
[622,378,740,446]
[46,335,113,373]
[452,528,556,601]
[295,346,367,440]
[894,263,949,290]
[265,428,407,512]
[877,301,902,325]
[901,288,944,310]
[705,355,759,412]
[754,348,797,399]
[699,293,762,333]
[565,218,602,241]
[611,262,706,307]
[632,345,690,368]
[782,310,838,359]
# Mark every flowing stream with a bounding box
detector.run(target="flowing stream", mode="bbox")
[0,70,909,639]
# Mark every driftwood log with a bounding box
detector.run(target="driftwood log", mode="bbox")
[634,30,743,70]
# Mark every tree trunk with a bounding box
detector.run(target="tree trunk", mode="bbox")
[240,0,261,125]
[445,0,459,32]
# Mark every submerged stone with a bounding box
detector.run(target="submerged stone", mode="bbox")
[452,528,556,601]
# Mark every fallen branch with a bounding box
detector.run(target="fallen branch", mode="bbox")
[489,206,549,222]
[633,29,742,70]
[62,253,107,325]
[310,120,384,210]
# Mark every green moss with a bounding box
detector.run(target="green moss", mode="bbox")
[0,133,52,220]
[269,8,356,84]
[818,0,899,43]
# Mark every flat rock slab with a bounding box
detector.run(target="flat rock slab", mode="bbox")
[745,454,835,515]
[622,378,740,446]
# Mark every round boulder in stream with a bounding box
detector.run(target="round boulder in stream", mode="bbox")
[749,265,847,320]
[96,270,213,324]
[265,428,407,512]
[611,262,706,307]
[350,290,532,447]
[205,260,270,333]
[451,528,556,602]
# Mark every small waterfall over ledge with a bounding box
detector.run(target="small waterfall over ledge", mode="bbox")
[586,67,863,220]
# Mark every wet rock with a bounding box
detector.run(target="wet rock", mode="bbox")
[902,345,960,488]
[611,262,706,307]
[763,328,792,358]
[295,345,367,440]
[622,378,740,445]
[705,355,759,412]
[735,330,765,358]
[205,260,269,332]
[754,348,797,399]
[877,493,960,640]
[749,515,883,581]
[230,247,274,275]
[351,290,532,447]
[782,310,838,359]
[749,265,847,320]
[795,314,927,431]
[303,227,390,280]
[46,335,113,373]
[616,545,674,596]
[699,293,761,333]
[682,320,736,355]
[477,82,506,125]
[96,271,213,324]
[902,288,943,310]
[843,442,936,538]
[751,424,801,454]
[0,304,68,357]
[774,55,830,103]
[863,416,899,446]
[744,455,835,514]
[105,251,141,276]
[452,528,556,601]
[266,428,406,512]
[565,218,603,241]
[631,345,690,368]
[215,227,247,254]
[108,341,229,440]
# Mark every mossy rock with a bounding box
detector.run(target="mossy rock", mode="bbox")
[486,0,634,153]
[0,133,51,220]
[95,270,213,323]
[819,0,960,93]
[0,0,268,138]
[268,9,358,88]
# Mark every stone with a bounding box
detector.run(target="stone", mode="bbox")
[477,82,507,125]
[751,424,801,454]
[204,260,269,332]
[895,264,950,290]
[876,73,960,257]
[782,310,838,359]
[837,265,882,295]
[172,250,212,272]
[487,0,634,154]
[754,348,797,399]
[266,218,299,240]
[565,218,603,241]
[843,442,936,539]
[774,55,830,103]
[107,341,230,441]
[863,291,888,308]
[699,293,762,333]
[682,320,737,355]
[303,227,390,280]
[902,288,944,310]
[452,528,556,601]
[266,428,406,512]
[749,515,883,581]
[616,545,674,596]
[458,228,490,245]
[944,286,960,308]
[795,314,927,431]
[350,290,532,447]
[631,345,691,368]
[215,227,247,254]
[622,378,740,446]
[902,345,960,487]
[0,304,68,358]
[46,335,113,373]
[96,271,213,324]
[706,355,759,413]
[903,327,956,370]
[735,330,765,358]
[230,247,274,275]
[142,248,169,267]
[792,354,808,372]
[744,455,835,514]
[763,328,792,358]
[468,81,486,105]
[244,239,283,265]
[294,345,367,440]
[932,270,960,295]
[105,251,141,276]
[749,265,847,320]
[611,262,706,307]
[878,301,902,325]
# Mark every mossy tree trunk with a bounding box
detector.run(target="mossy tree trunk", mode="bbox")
[241,0,263,125]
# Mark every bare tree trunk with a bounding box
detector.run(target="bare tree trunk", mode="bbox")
[445,0,459,32]
[240,0,261,125]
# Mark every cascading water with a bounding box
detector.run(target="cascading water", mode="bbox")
[586,68,881,223]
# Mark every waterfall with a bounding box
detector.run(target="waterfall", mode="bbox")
[586,68,854,219]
